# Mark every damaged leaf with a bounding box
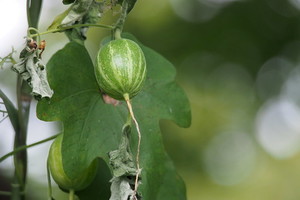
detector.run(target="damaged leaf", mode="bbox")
[109,123,136,178]
[109,176,141,200]
[108,123,141,199]
[12,39,53,99]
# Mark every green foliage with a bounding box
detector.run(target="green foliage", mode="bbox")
[37,34,191,199]
[76,159,111,199]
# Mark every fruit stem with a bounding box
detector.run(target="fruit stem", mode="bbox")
[69,189,75,200]
[123,93,141,198]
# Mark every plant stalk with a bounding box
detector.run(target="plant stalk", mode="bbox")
[12,76,32,200]
[113,0,129,39]
[11,1,42,198]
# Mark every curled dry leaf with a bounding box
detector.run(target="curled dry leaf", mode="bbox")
[12,38,53,100]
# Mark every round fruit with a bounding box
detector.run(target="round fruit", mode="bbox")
[48,134,98,191]
[95,38,147,100]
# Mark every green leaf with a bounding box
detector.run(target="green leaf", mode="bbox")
[0,89,19,132]
[37,34,191,199]
[47,6,73,31]
[76,158,111,200]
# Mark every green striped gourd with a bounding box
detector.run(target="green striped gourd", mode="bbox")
[48,134,98,191]
[95,38,147,100]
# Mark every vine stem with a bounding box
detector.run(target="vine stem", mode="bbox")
[113,0,128,40]
[46,162,53,200]
[30,23,113,38]
[123,93,141,198]
[0,134,58,163]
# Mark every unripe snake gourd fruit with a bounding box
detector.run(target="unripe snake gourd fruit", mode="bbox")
[48,134,98,191]
[94,38,147,100]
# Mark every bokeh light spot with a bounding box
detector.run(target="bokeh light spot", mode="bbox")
[203,132,256,186]
[256,98,300,159]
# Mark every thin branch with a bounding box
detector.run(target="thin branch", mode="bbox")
[30,23,113,38]
[0,115,8,123]
[0,134,59,163]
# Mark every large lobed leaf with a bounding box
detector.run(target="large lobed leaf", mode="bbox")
[37,34,191,200]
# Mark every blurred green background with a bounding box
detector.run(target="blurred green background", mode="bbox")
[2,0,300,199]
[125,0,300,199]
